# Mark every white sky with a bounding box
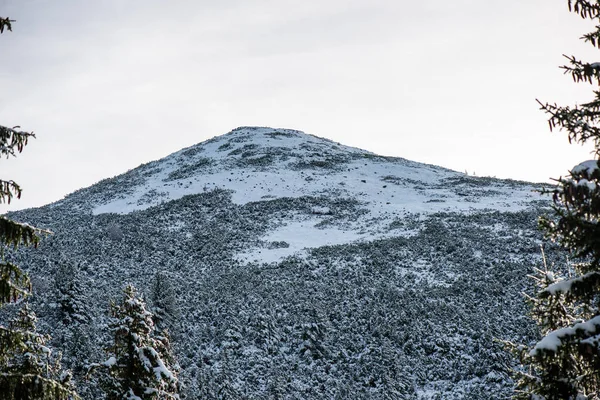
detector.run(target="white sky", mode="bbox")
[0,0,598,212]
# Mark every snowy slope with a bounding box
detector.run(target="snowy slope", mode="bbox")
[90,127,540,215]
[66,127,545,263]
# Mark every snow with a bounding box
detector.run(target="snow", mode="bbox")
[310,206,331,215]
[236,219,374,263]
[545,272,600,295]
[530,315,600,356]
[103,356,117,367]
[125,388,143,400]
[572,160,599,176]
[577,178,597,191]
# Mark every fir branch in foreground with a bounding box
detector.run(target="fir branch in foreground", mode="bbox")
[0,17,14,34]
[0,180,22,205]
[0,125,35,159]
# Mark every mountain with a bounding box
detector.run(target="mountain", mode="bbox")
[6,127,551,399]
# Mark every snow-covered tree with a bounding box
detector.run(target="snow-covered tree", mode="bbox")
[150,271,179,334]
[95,284,180,399]
[0,18,78,399]
[54,262,89,326]
[0,304,76,399]
[509,1,600,398]
[299,321,327,360]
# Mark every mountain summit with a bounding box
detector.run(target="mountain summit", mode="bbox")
[10,127,548,399]
[57,127,542,263]
[81,126,539,215]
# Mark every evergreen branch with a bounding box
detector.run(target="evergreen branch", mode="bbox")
[0,261,30,303]
[0,17,14,34]
[0,180,21,205]
[568,0,600,19]
[560,55,600,84]
[537,99,600,146]
[0,217,39,249]
[0,325,33,358]
[0,125,35,159]
[581,28,600,48]
[0,373,79,400]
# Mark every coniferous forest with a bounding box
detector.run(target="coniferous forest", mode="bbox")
[6,1,600,399]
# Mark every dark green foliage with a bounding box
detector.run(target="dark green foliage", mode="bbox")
[0,124,36,207]
[508,2,600,398]
[0,125,35,159]
[0,260,31,303]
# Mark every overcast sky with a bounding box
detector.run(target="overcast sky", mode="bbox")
[0,0,598,212]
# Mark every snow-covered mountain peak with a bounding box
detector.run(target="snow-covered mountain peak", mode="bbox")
[171,126,372,165]
[54,126,545,220]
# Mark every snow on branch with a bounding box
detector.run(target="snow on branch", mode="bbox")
[530,315,600,356]
[543,271,600,297]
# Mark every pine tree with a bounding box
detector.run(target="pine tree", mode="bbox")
[299,321,327,360]
[298,310,328,361]
[54,262,89,326]
[508,1,600,398]
[95,284,180,400]
[0,18,78,400]
[0,304,75,399]
[150,271,179,335]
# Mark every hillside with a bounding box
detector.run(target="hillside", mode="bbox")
[6,127,551,399]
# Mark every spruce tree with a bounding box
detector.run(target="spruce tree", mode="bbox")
[150,271,179,335]
[509,1,600,398]
[299,322,326,360]
[0,17,78,400]
[0,305,75,399]
[95,284,180,400]
[54,262,89,326]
